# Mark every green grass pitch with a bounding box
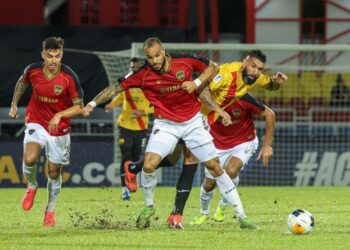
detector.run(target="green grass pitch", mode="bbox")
[0,186,349,249]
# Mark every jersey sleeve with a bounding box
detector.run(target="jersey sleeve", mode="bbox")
[255,73,271,89]
[22,63,41,84]
[120,69,144,90]
[63,66,84,100]
[188,53,209,72]
[172,52,209,73]
[239,93,266,114]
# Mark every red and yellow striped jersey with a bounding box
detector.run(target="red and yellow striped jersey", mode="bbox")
[203,61,271,123]
[110,88,153,131]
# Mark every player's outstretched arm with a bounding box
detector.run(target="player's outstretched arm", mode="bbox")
[9,76,27,119]
[182,61,219,94]
[198,87,232,126]
[267,72,288,90]
[256,106,275,166]
[82,84,124,117]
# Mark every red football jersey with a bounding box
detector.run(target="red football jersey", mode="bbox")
[120,53,209,122]
[23,62,83,136]
[210,93,265,149]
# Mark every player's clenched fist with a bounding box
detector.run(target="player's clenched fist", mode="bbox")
[82,105,94,117]
[181,81,197,94]
[8,105,19,119]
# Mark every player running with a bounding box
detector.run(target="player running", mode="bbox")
[8,37,84,227]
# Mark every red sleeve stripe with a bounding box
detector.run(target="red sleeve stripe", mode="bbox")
[221,72,238,107]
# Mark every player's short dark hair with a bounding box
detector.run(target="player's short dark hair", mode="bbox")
[143,37,162,49]
[130,57,143,63]
[247,50,267,63]
[42,37,64,50]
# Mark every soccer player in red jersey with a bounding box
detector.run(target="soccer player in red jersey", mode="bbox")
[8,37,84,227]
[190,93,275,228]
[82,37,255,229]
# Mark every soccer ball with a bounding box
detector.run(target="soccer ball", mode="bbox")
[287,209,315,235]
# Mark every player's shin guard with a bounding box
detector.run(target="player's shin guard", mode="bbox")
[140,169,156,207]
[200,185,215,214]
[46,176,62,212]
[22,163,38,189]
[216,173,246,220]
[172,163,198,215]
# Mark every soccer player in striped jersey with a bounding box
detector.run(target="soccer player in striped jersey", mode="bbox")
[104,57,153,201]
[183,50,288,124]
[8,37,84,227]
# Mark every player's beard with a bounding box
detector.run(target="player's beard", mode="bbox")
[242,68,258,85]
[151,58,167,72]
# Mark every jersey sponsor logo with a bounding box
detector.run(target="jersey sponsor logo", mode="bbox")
[176,71,185,81]
[35,94,58,103]
[159,85,182,94]
[213,74,222,83]
[54,85,63,95]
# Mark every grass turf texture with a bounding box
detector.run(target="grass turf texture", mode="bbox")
[0,187,349,249]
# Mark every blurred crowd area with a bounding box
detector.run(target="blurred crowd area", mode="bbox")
[252,72,350,116]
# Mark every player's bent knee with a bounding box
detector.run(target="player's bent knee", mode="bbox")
[226,168,239,179]
[23,156,37,167]
[205,159,223,177]
[48,170,60,179]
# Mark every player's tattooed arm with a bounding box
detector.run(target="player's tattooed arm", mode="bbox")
[72,98,84,109]
[9,76,27,119]
[182,61,219,94]
[11,76,27,106]
[93,84,124,106]
[82,83,124,117]
[198,87,232,126]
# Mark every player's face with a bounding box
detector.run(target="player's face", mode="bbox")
[41,49,63,72]
[242,56,265,84]
[144,43,166,72]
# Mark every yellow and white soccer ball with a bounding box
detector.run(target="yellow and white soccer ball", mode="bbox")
[287,209,315,235]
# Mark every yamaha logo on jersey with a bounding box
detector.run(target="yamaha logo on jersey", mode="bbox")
[232,109,241,117]
[176,71,185,81]
[54,85,63,95]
